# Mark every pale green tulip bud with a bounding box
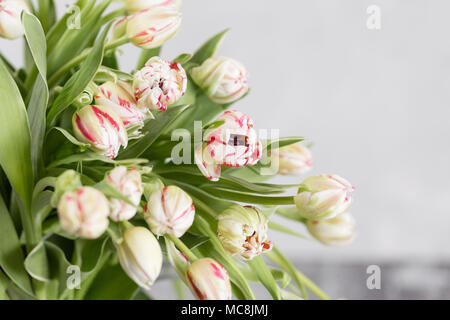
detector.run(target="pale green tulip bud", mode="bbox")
[217,204,272,260]
[105,166,143,221]
[143,186,195,237]
[124,0,182,13]
[72,105,128,159]
[126,6,181,49]
[295,174,354,220]
[186,258,231,300]
[50,170,82,207]
[0,0,28,40]
[57,187,109,239]
[190,56,248,104]
[117,226,163,289]
[306,212,356,246]
[273,143,313,175]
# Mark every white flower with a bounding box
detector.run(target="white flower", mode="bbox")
[57,187,109,239]
[0,0,28,40]
[124,0,182,13]
[306,212,356,246]
[144,185,195,237]
[117,226,163,289]
[72,105,128,159]
[95,81,152,136]
[190,56,248,104]
[133,56,187,111]
[186,258,232,300]
[294,174,354,220]
[126,6,181,49]
[273,143,313,175]
[217,205,272,260]
[106,166,143,221]
[195,110,262,180]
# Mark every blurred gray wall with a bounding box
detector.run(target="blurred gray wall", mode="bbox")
[2,0,450,264]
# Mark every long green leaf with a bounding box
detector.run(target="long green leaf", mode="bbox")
[0,194,33,295]
[190,29,229,65]
[0,59,34,210]
[23,13,49,181]
[247,256,281,300]
[46,21,113,125]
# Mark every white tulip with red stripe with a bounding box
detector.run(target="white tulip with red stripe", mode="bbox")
[57,187,109,239]
[117,226,163,289]
[95,81,151,136]
[0,0,28,40]
[133,56,186,111]
[186,258,232,300]
[143,185,195,237]
[274,143,313,175]
[190,56,248,104]
[72,105,128,159]
[126,6,181,49]
[106,166,143,221]
[123,0,182,13]
[295,174,354,220]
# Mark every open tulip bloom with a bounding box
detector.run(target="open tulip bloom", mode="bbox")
[0,0,355,301]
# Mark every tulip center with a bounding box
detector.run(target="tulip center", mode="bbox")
[228,134,249,147]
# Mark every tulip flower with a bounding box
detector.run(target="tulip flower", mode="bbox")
[143,185,195,237]
[117,226,163,289]
[195,110,262,181]
[273,143,313,175]
[133,56,186,111]
[126,6,181,49]
[190,56,248,104]
[294,174,354,220]
[186,258,232,300]
[0,0,28,40]
[72,105,128,159]
[95,81,151,136]
[57,187,110,239]
[306,212,356,246]
[124,0,182,13]
[217,205,272,260]
[105,166,143,221]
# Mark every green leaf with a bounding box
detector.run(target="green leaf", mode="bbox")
[247,256,281,300]
[0,270,10,300]
[24,242,50,282]
[52,127,89,148]
[136,47,161,70]
[23,13,49,181]
[0,194,33,295]
[93,66,134,83]
[268,221,309,239]
[47,152,148,169]
[190,29,229,65]
[174,53,193,65]
[264,136,305,152]
[0,59,34,210]
[118,105,189,159]
[164,238,190,284]
[46,21,113,126]
[201,186,294,205]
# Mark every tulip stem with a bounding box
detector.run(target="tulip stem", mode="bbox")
[165,234,198,262]
[47,36,129,87]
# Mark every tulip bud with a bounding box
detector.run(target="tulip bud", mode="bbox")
[105,166,143,221]
[0,0,28,40]
[195,110,262,180]
[190,56,248,104]
[126,6,181,49]
[295,174,354,220]
[50,170,82,207]
[186,258,231,300]
[273,143,313,175]
[117,226,163,289]
[57,187,109,239]
[95,81,152,136]
[217,205,272,260]
[144,186,195,237]
[133,56,187,111]
[306,212,356,246]
[72,105,128,159]
[124,0,182,13]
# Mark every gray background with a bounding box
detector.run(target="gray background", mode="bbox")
[1,0,449,298]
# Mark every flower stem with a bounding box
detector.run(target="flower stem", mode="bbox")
[165,234,198,262]
[47,36,129,87]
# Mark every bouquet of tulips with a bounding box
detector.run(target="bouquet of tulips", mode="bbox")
[0,0,356,300]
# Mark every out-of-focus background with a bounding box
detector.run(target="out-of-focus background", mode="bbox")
[2,0,449,299]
